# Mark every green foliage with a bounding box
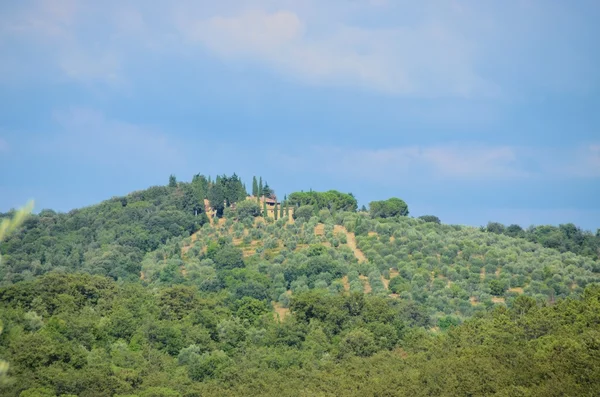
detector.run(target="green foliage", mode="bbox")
[252,176,258,197]
[288,191,357,212]
[187,350,232,382]
[213,245,245,270]
[234,200,261,221]
[2,177,600,396]
[168,175,177,188]
[418,215,441,224]
[369,197,409,218]
[293,205,314,222]
[208,174,247,217]
[486,221,600,260]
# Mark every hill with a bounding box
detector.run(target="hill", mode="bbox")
[0,174,599,396]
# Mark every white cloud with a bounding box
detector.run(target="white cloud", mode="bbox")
[176,9,495,97]
[1,1,596,96]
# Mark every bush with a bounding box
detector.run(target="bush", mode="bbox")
[293,205,314,222]
[188,350,232,382]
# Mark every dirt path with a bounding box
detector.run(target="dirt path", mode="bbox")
[342,275,350,292]
[359,275,372,294]
[381,276,390,290]
[333,225,366,263]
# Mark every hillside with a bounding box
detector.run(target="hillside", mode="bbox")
[1,175,599,396]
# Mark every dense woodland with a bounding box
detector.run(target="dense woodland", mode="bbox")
[1,173,599,396]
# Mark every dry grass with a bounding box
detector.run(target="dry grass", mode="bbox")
[359,275,372,294]
[508,287,524,294]
[389,268,399,278]
[333,224,366,263]
[342,275,350,292]
[469,296,478,306]
[491,296,505,304]
[381,276,390,290]
[314,224,325,236]
[480,268,486,281]
[272,302,290,321]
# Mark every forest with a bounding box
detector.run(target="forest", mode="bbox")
[1,173,599,396]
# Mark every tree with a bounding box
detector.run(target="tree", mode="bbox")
[369,198,409,218]
[235,200,261,220]
[293,205,314,222]
[274,202,278,220]
[486,222,505,234]
[263,199,268,218]
[279,201,284,219]
[191,174,209,201]
[288,190,357,212]
[213,245,244,270]
[419,215,441,224]
[188,350,232,382]
[262,182,274,198]
[208,174,247,217]
[339,328,377,357]
[252,176,258,197]
[258,177,263,198]
[169,174,177,188]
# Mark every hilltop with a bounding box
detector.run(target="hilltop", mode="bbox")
[0,173,599,396]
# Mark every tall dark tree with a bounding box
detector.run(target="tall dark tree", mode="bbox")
[168,174,177,188]
[192,174,209,201]
[274,201,279,220]
[263,199,268,218]
[258,177,263,198]
[252,176,258,197]
[262,182,273,198]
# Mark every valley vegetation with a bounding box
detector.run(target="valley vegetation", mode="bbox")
[1,174,599,396]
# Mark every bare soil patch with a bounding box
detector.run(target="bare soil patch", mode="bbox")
[314,224,325,236]
[272,302,290,321]
[381,276,390,290]
[333,224,366,263]
[342,275,350,292]
[359,275,372,294]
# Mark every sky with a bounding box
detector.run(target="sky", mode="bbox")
[0,0,599,230]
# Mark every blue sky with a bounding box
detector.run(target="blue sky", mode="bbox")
[0,0,599,230]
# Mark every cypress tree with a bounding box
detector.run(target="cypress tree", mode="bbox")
[274,202,278,220]
[259,177,263,198]
[252,176,258,197]
[279,200,284,218]
[263,199,268,218]
[285,200,290,217]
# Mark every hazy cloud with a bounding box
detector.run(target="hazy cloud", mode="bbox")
[46,107,183,170]
[272,143,599,183]
[176,9,493,97]
[1,1,597,96]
